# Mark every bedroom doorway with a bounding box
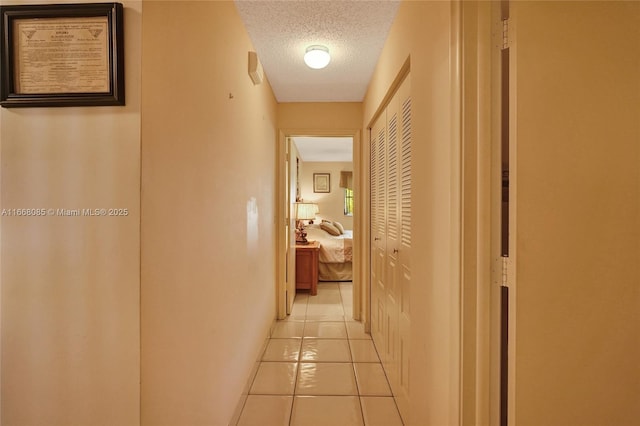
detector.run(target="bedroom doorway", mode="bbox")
[276,131,364,323]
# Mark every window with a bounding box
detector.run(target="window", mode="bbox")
[344,188,354,216]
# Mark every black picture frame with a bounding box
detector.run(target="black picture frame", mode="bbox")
[0,2,124,108]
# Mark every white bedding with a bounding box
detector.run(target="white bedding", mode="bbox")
[305,224,353,263]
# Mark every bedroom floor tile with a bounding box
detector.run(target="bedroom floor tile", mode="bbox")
[271,321,305,338]
[262,339,302,362]
[306,305,344,317]
[304,313,346,321]
[300,338,352,362]
[309,292,342,305]
[296,362,358,395]
[303,321,348,339]
[316,282,341,291]
[289,300,308,319]
[294,293,310,304]
[360,397,404,426]
[349,340,381,363]
[353,363,392,396]
[346,321,372,340]
[339,283,353,303]
[236,395,293,426]
[250,362,298,395]
[290,396,363,426]
[236,283,404,425]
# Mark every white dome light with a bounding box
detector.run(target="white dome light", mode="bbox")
[304,45,331,69]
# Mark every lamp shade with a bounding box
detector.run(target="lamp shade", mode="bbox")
[304,45,330,69]
[295,202,317,220]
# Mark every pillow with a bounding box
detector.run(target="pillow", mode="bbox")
[333,221,345,234]
[320,222,341,236]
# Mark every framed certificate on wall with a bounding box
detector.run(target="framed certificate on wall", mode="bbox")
[0,2,124,107]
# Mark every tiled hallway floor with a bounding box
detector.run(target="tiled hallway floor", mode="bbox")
[235,282,404,426]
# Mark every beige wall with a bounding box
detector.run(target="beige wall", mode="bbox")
[300,161,353,229]
[362,1,459,424]
[0,1,142,425]
[278,102,362,132]
[511,2,640,425]
[140,2,277,425]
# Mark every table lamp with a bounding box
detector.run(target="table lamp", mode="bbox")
[295,202,318,244]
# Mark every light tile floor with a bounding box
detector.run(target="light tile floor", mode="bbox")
[235,282,404,426]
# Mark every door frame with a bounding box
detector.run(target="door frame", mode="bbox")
[458,1,506,424]
[276,129,363,321]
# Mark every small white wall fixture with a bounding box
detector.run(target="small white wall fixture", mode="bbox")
[248,51,264,85]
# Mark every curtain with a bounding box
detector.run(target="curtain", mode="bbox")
[339,171,353,190]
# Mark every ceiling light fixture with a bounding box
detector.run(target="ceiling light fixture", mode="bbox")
[304,45,331,69]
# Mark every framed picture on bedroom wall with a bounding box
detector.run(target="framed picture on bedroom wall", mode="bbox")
[313,173,330,193]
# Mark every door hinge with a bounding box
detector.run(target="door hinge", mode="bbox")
[501,255,509,287]
[502,19,510,50]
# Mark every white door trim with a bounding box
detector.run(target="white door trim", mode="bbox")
[276,129,363,321]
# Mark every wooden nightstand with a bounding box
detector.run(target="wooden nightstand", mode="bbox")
[295,240,320,296]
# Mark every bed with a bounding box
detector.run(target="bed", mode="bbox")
[304,223,353,281]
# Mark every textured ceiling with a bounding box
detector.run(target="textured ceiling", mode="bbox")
[235,0,400,102]
[293,137,353,162]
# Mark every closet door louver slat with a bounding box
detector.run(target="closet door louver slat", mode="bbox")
[377,127,387,236]
[387,113,399,241]
[401,97,412,249]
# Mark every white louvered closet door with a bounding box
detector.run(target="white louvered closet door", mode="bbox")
[384,88,401,392]
[396,78,411,420]
[370,113,387,348]
[369,74,411,423]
